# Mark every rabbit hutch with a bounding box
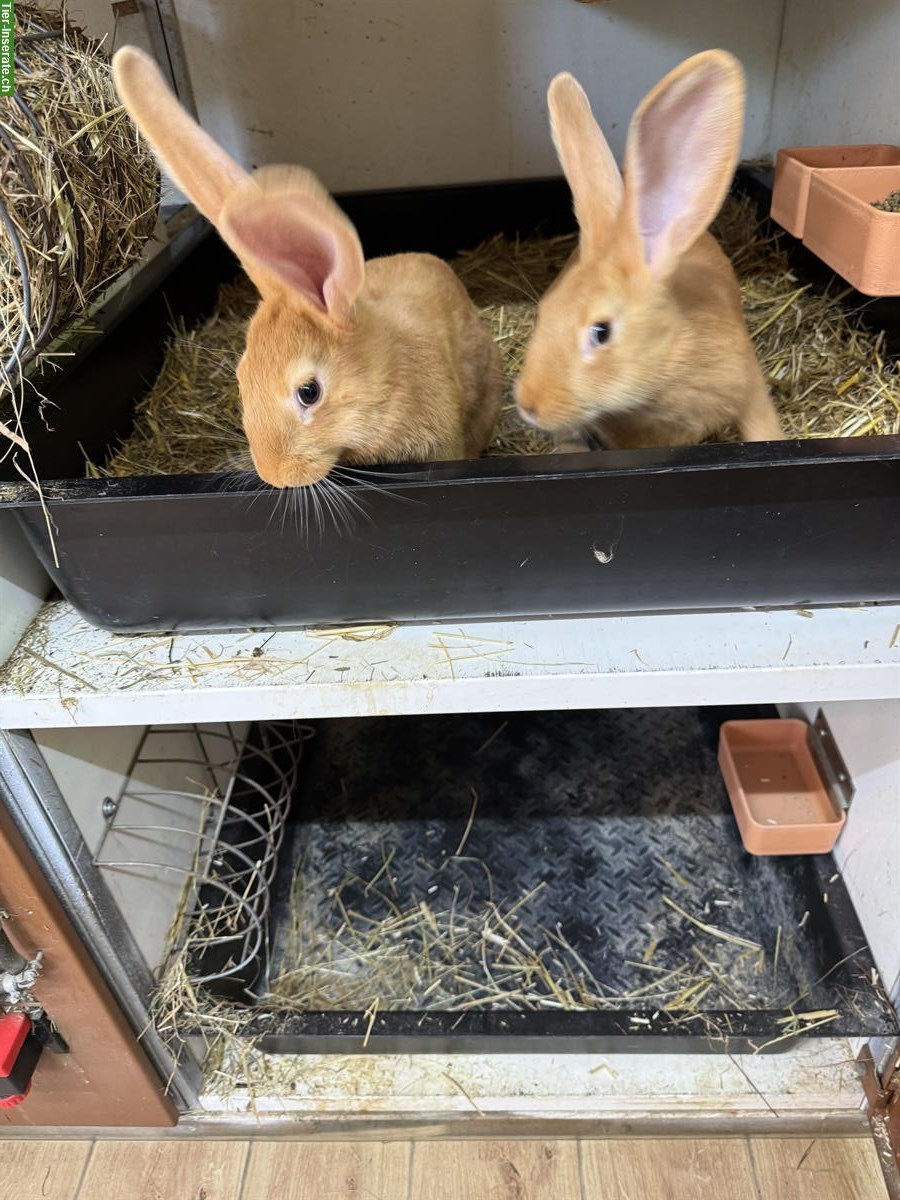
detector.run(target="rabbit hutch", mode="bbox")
[0,0,898,1142]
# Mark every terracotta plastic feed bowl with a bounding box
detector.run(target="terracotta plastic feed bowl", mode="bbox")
[803,165,900,296]
[718,719,845,856]
[771,144,900,236]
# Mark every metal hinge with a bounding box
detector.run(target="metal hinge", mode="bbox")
[858,1045,900,1190]
[0,913,43,1015]
[806,709,855,813]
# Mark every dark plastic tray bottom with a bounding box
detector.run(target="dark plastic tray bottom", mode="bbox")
[198,707,897,1054]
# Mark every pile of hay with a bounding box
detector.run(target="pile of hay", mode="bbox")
[712,199,899,439]
[151,836,823,1101]
[265,871,772,1017]
[1,3,159,445]
[96,194,899,479]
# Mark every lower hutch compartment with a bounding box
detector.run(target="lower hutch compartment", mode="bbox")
[14,703,891,1118]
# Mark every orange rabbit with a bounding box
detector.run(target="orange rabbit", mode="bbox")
[112,48,502,488]
[516,51,783,450]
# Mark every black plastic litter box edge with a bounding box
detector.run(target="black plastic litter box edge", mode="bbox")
[2,175,899,633]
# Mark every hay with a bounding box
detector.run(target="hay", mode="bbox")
[152,833,810,1100]
[1,3,159,440]
[92,279,256,479]
[96,193,898,480]
[711,197,899,439]
[262,868,770,1016]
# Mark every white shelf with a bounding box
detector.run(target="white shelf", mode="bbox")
[197,1040,866,1127]
[1,600,897,729]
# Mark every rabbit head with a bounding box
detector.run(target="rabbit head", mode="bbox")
[113,47,372,488]
[516,51,745,436]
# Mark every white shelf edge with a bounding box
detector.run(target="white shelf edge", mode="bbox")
[1,600,898,729]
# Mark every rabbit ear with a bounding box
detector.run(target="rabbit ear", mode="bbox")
[219,166,365,328]
[548,73,623,251]
[113,47,363,313]
[112,46,249,225]
[622,50,744,277]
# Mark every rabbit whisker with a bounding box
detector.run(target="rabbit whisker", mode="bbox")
[337,464,430,482]
[318,479,346,536]
[296,485,309,540]
[332,466,423,508]
[309,480,324,539]
[333,478,365,535]
[278,486,290,536]
[319,476,356,537]
[324,474,373,527]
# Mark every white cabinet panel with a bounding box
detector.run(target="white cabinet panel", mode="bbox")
[784,700,900,1009]
[174,0,782,191]
[771,0,899,149]
[0,514,49,669]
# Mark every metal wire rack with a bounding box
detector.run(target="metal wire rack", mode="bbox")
[93,722,306,995]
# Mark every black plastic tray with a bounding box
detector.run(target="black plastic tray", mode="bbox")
[190,708,898,1055]
[2,176,898,632]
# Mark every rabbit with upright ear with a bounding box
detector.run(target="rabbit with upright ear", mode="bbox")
[112,48,502,488]
[516,51,783,450]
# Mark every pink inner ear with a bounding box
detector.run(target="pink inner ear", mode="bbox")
[228,205,337,312]
[633,70,735,267]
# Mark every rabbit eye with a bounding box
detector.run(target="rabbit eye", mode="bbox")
[295,378,322,408]
[588,321,612,347]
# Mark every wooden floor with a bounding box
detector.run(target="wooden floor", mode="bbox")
[0,1136,889,1199]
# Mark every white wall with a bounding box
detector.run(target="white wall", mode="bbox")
[0,515,49,667]
[62,1,900,194]
[783,700,900,1011]
[172,0,783,191]
[64,0,153,52]
[770,0,899,149]
[35,723,247,975]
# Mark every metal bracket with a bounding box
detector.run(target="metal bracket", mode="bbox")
[806,709,855,813]
[0,918,44,1015]
[0,952,43,1011]
[138,1,199,116]
[858,1044,900,1191]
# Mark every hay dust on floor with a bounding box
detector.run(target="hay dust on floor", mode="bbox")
[94,195,899,480]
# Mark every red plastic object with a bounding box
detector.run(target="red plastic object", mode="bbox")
[0,1082,31,1108]
[0,1014,37,1107]
[0,1014,30,1077]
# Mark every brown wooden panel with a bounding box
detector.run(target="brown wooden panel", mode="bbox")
[581,1138,758,1199]
[749,1137,888,1200]
[0,1140,92,1200]
[0,804,176,1127]
[242,1141,407,1199]
[411,1140,582,1199]
[80,1141,247,1200]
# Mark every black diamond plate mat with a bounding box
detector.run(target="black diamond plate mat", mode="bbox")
[262,707,894,1037]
